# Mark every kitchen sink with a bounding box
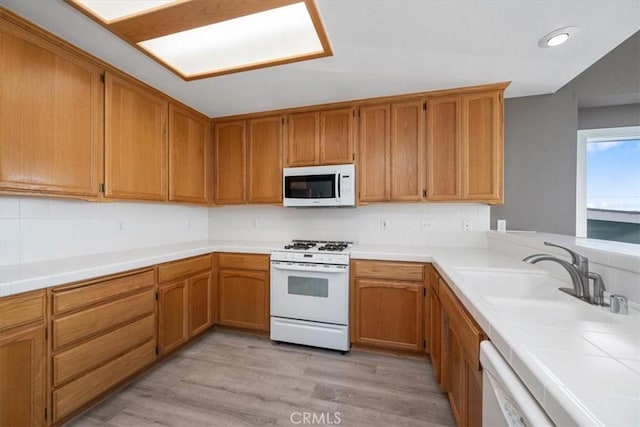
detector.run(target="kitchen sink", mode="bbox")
[453,269,564,301]
[453,269,618,325]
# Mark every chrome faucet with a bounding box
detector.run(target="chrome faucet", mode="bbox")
[523,242,603,304]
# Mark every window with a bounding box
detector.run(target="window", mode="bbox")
[577,126,640,244]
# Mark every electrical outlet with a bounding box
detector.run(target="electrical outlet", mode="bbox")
[251,218,258,228]
[116,219,124,232]
[463,219,471,231]
[380,218,388,230]
[420,219,433,231]
[497,219,506,232]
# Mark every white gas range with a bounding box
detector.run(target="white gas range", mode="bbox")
[270,240,352,352]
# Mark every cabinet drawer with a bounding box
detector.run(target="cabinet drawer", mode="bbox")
[52,269,154,315]
[52,289,155,351]
[53,314,155,387]
[0,290,45,331]
[218,253,269,271]
[52,339,155,422]
[352,260,425,282]
[158,254,212,284]
[438,278,483,369]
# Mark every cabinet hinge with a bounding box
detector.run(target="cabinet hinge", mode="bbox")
[45,327,48,340]
[422,189,427,198]
[44,407,47,420]
[155,346,159,355]
[352,153,355,161]
[100,73,105,84]
[99,183,105,193]
[423,340,426,348]
[423,102,427,111]
[423,288,426,297]
[282,117,285,125]
[155,291,159,300]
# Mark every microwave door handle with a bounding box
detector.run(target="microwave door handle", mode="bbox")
[337,174,341,198]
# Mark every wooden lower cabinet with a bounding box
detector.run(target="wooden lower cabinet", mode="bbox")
[49,270,156,424]
[351,260,427,352]
[437,274,486,427]
[0,290,46,427]
[158,281,188,354]
[157,255,213,355]
[217,253,270,331]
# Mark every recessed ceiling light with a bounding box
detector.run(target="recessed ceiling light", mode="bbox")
[65,0,333,80]
[538,26,578,48]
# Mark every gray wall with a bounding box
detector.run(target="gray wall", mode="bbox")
[578,104,640,130]
[491,31,640,235]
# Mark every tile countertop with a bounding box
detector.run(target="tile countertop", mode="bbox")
[1,241,638,426]
[0,240,281,297]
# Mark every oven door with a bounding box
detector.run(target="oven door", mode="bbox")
[270,261,348,325]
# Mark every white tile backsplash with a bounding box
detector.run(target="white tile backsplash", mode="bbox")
[0,197,209,267]
[208,203,490,247]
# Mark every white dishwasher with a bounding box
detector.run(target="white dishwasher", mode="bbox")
[480,341,554,427]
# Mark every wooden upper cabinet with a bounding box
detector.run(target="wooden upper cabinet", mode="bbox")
[104,72,168,201]
[461,91,503,202]
[427,90,504,203]
[320,107,355,165]
[168,103,212,204]
[358,105,390,202]
[426,96,461,200]
[286,108,355,167]
[287,112,318,167]
[390,101,425,201]
[214,120,246,204]
[0,18,103,198]
[247,116,283,203]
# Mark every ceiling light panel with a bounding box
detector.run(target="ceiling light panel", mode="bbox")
[65,0,333,80]
[73,0,179,22]
[139,3,323,77]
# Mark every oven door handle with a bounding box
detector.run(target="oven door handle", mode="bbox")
[271,263,347,274]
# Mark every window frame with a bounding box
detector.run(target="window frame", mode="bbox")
[576,125,640,238]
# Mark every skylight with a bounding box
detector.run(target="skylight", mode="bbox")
[65,0,332,80]
[72,1,179,22]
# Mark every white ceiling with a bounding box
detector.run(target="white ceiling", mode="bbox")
[1,0,639,118]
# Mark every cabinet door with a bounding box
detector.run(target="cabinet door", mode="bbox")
[448,326,465,426]
[426,96,461,200]
[358,105,390,202]
[247,116,283,203]
[0,324,45,427]
[461,91,502,202]
[218,269,269,331]
[158,281,188,355]
[214,120,246,204]
[429,290,442,384]
[0,19,103,198]
[287,112,318,166]
[168,103,212,204]
[390,101,425,201]
[104,72,167,200]
[188,272,212,337]
[354,279,423,351]
[320,108,354,165]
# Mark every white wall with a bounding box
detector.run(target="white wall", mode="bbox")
[0,196,209,266]
[209,203,490,247]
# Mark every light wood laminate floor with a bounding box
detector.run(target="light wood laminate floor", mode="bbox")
[68,330,455,427]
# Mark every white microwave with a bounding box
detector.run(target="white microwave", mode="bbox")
[283,164,355,207]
